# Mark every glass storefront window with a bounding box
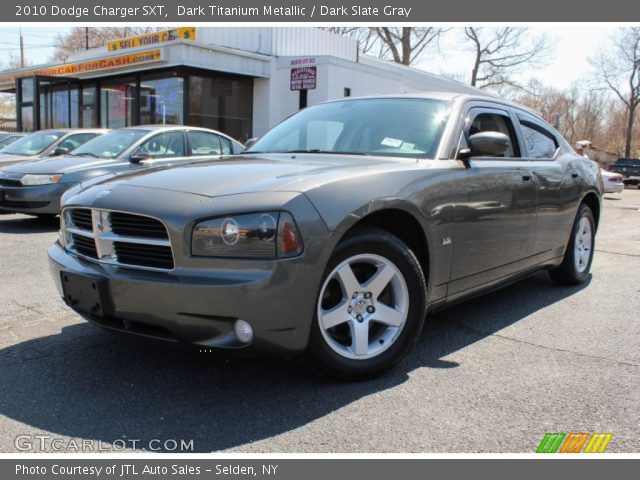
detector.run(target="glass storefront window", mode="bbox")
[39,85,79,129]
[139,76,184,125]
[20,106,34,132]
[189,75,253,141]
[100,78,137,128]
[82,85,98,128]
[21,78,34,103]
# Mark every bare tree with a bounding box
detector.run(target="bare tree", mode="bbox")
[372,27,446,65]
[464,27,550,90]
[52,27,158,61]
[592,27,640,158]
[326,27,446,66]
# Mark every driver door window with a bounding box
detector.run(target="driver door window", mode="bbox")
[137,131,185,159]
[467,112,520,158]
[58,132,99,152]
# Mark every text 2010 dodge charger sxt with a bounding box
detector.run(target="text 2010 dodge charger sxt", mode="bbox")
[48,94,602,379]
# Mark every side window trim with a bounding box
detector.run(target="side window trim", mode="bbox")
[515,113,560,161]
[465,106,522,159]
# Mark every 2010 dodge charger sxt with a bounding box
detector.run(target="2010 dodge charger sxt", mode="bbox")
[48,93,602,379]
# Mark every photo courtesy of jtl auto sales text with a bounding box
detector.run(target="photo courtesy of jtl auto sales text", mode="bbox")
[0,0,638,479]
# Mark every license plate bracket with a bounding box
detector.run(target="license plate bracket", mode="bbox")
[61,272,114,318]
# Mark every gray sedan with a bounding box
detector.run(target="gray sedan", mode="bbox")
[0,129,107,167]
[0,126,244,216]
[49,93,602,379]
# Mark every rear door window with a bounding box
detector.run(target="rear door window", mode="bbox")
[517,117,558,159]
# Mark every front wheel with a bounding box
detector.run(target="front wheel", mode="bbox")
[306,226,427,380]
[549,203,595,285]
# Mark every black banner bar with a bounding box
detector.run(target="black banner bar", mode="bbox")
[6,0,640,22]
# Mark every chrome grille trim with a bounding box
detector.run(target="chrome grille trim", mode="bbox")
[62,207,175,272]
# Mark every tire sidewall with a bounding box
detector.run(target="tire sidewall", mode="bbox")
[568,204,596,282]
[307,229,427,379]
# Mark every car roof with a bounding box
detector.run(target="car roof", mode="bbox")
[113,125,242,143]
[35,128,109,133]
[322,92,547,124]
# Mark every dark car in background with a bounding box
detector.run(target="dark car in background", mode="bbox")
[608,157,640,187]
[49,93,602,379]
[0,129,107,167]
[0,125,244,217]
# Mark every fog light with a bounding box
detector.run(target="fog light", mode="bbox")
[234,319,254,344]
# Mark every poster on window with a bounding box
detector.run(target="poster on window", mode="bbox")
[290,66,317,91]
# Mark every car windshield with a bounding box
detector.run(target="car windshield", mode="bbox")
[71,129,147,159]
[0,135,22,149]
[246,98,452,159]
[1,131,63,155]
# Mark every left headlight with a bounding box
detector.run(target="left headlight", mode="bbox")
[20,174,62,186]
[192,211,303,259]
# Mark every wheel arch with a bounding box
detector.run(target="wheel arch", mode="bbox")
[332,202,432,285]
[580,190,601,229]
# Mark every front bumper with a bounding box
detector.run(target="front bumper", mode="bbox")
[0,183,68,214]
[48,241,320,357]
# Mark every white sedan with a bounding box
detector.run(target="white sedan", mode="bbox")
[601,169,625,194]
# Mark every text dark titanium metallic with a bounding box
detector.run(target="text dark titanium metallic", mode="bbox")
[48,93,603,379]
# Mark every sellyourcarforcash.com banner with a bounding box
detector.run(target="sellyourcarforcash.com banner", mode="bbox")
[5,0,640,22]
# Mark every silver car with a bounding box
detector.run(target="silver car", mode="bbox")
[0,126,244,216]
[0,129,107,167]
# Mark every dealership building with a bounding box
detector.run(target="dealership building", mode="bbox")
[0,27,479,140]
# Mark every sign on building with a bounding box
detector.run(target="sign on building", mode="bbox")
[108,27,196,52]
[290,66,317,91]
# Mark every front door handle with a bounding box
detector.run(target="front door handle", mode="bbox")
[521,170,533,182]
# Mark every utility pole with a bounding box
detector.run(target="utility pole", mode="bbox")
[85,27,89,50]
[19,27,24,68]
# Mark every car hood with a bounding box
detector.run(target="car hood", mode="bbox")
[90,154,419,198]
[1,155,119,174]
[0,153,35,166]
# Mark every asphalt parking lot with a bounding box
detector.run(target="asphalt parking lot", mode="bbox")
[0,190,638,453]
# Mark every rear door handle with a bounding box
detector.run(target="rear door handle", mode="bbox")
[521,170,533,182]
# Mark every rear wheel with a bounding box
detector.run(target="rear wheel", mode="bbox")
[549,203,595,285]
[306,226,427,380]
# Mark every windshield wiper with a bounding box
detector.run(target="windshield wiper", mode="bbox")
[281,149,369,156]
[75,152,100,158]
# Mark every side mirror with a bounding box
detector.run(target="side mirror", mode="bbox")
[51,147,70,156]
[460,131,512,159]
[129,152,153,164]
[244,137,258,149]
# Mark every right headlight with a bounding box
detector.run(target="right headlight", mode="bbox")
[192,211,303,259]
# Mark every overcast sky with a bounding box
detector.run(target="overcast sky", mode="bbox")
[0,26,617,91]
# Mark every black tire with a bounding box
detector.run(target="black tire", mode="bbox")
[305,226,427,380]
[549,203,595,285]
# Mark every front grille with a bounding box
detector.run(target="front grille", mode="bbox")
[0,179,21,187]
[114,242,174,270]
[110,212,168,239]
[63,208,174,271]
[71,234,98,258]
[0,199,48,208]
[70,208,93,230]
